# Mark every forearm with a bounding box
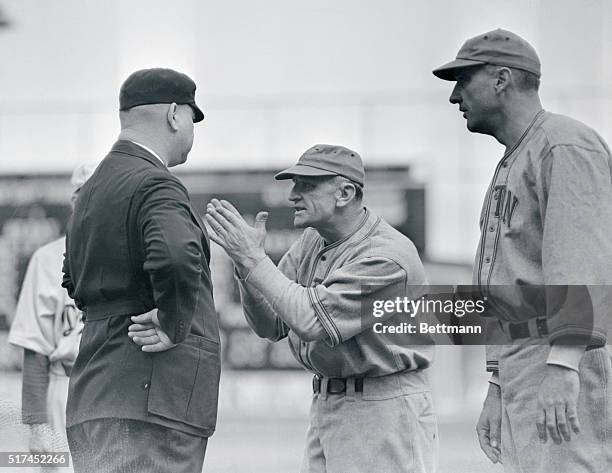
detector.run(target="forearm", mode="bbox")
[21,349,50,424]
[236,275,289,341]
[242,257,327,342]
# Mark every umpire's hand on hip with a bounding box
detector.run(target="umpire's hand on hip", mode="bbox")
[128,309,176,352]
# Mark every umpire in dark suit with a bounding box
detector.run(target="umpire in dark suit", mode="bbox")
[62,68,221,473]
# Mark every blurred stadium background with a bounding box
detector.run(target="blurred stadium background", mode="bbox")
[0,1,610,471]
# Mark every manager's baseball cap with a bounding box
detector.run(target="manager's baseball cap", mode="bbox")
[432,28,541,81]
[275,144,365,187]
[119,68,205,122]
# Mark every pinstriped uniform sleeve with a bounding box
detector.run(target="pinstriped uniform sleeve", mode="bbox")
[244,255,413,347]
[307,257,410,346]
[235,239,303,341]
[539,144,612,346]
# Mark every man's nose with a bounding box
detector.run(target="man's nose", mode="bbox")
[449,84,461,104]
[288,187,300,202]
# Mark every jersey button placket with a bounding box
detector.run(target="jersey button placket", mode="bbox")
[481,160,510,281]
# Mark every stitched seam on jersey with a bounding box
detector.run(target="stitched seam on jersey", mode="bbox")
[342,216,382,251]
[548,143,608,154]
[549,325,607,337]
[486,153,521,298]
[502,109,546,159]
[319,218,382,282]
[313,209,370,255]
[478,110,545,289]
[307,287,341,346]
[310,287,341,345]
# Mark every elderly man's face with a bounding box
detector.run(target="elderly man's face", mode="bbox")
[288,175,339,230]
[449,66,498,135]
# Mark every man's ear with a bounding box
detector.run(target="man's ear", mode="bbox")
[166,103,179,131]
[493,67,511,94]
[335,182,357,208]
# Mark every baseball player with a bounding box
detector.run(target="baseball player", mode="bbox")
[8,162,96,453]
[433,29,612,472]
[133,144,438,473]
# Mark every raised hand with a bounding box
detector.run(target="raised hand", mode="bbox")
[205,199,268,273]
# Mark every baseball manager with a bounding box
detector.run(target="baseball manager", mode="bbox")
[206,145,437,473]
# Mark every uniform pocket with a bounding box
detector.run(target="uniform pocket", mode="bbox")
[147,334,221,435]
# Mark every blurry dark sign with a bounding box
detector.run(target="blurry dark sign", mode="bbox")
[0,168,425,370]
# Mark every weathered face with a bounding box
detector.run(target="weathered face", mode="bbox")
[449,66,498,135]
[288,175,339,230]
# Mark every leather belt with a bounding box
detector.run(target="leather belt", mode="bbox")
[312,376,364,395]
[502,316,548,340]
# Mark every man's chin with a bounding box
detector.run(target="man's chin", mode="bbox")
[293,217,307,228]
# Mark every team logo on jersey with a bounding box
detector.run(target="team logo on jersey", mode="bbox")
[493,185,518,227]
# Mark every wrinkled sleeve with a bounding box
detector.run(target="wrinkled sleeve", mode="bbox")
[540,144,612,346]
[138,173,204,344]
[8,251,58,356]
[244,255,410,347]
[236,239,303,341]
[21,349,50,424]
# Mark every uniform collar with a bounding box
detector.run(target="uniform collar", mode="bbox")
[317,207,380,252]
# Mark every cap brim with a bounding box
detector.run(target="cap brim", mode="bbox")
[432,58,487,81]
[274,164,338,180]
[190,104,205,123]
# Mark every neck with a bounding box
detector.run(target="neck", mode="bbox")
[118,129,168,165]
[317,206,366,244]
[494,95,543,151]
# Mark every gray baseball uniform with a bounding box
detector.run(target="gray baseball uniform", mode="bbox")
[237,208,437,473]
[478,110,612,473]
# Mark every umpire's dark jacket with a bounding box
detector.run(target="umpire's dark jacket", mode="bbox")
[63,140,220,437]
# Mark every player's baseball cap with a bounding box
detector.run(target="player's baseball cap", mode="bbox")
[119,68,205,122]
[432,28,541,81]
[275,144,365,187]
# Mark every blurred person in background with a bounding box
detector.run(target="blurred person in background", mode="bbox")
[434,28,612,473]
[131,144,438,473]
[8,161,96,454]
[62,68,220,473]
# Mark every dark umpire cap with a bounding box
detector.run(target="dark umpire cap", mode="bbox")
[432,28,541,81]
[275,144,365,187]
[119,68,205,122]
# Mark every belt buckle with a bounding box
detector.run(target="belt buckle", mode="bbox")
[535,317,548,337]
[312,375,321,394]
[508,322,529,340]
[327,378,346,395]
